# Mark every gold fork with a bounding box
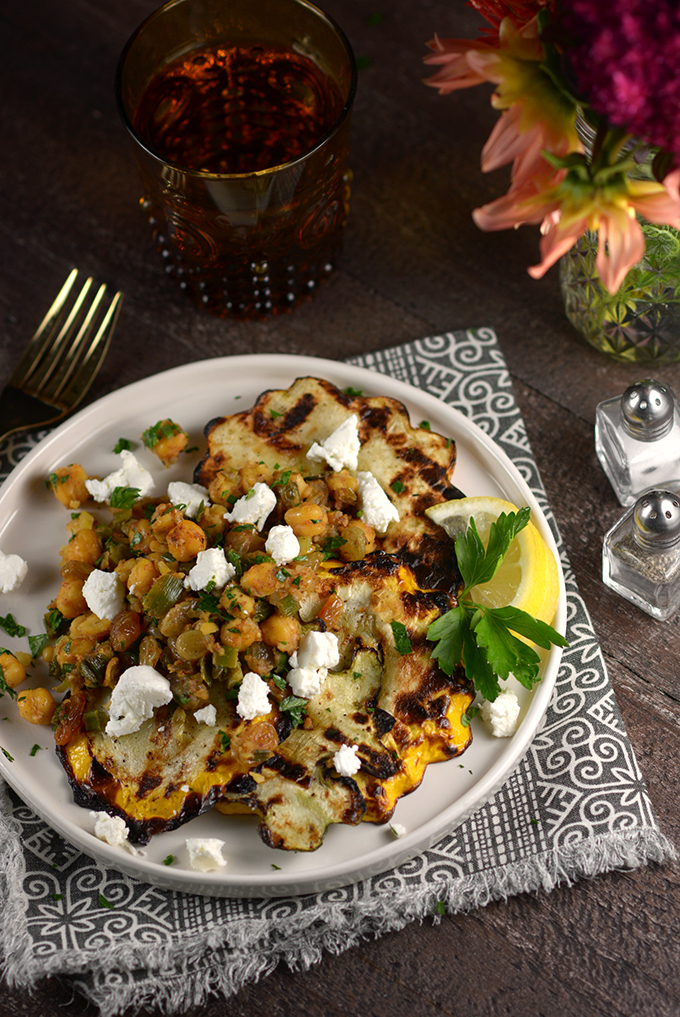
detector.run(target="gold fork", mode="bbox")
[0,269,122,445]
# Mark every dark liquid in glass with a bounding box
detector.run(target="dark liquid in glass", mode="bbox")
[133,43,344,172]
[130,42,351,318]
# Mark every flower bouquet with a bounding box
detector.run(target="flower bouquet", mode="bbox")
[425,0,680,361]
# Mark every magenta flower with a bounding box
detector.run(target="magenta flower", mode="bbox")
[560,0,680,160]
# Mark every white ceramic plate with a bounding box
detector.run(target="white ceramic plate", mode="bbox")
[0,354,565,898]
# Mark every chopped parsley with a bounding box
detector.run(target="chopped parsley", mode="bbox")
[390,621,412,656]
[461,706,480,728]
[1,747,14,762]
[98,893,114,909]
[29,744,42,757]
[109,486,140,510]
[390,480,406,494]
[280,695,307,728]
[142,420,181,448]
[28,633,48,659]
[163,854,175,866]
[0,614,26,638]
[112,438,133,454]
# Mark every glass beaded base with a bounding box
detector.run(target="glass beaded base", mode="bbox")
[560,223,680,363]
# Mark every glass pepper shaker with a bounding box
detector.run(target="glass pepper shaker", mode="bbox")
[602,489,680,621]
[594,379,680,506]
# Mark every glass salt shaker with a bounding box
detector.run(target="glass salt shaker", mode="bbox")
[602,489,680,621]
[594,379,680,506]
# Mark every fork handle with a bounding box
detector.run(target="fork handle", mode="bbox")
[0,385,63,446]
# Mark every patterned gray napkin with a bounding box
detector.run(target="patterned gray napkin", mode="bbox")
[0,328,674,1016]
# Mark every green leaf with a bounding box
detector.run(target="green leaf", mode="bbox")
[109,486,140,510]
[112,438,133,454]
[28,633,48,659]
[427,606,468,676]
[280,695,307,728]
[461,624,500,702]
[390,621,412,655]
[474,610,541,687]
[98,893,114,909]
[453,520,486,591]
[163,854,175,866]
[0,613,26,638]
[465,508,530,591]
[489,606,568,650]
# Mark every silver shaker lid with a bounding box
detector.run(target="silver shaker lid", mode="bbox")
[633,490,680,549]
[621,379,674,441]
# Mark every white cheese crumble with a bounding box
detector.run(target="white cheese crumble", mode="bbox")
[186,837,227,872]
[236,671,272,720]
[105,665,173,737]
[356,471,399,533]
[82,569,125,621]
[184,547,235,591]
[85,449,154,503]
[225,482,276,530]
[91,811,137,853]
[265,524,300,565]
[194,704,217,726]
[333,743,361,776]
[479,690,521,737]
[168,480,210,520]
[307,414,361,472]
[0,550,28,593]
[390,823,407,838]
[296,630,340,670]
[288,665,327,699]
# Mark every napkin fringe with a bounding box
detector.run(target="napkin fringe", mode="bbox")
[17,826,673,1017]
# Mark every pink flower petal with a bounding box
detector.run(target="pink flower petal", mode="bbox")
[527,215,589,279]
[596,213,645,294]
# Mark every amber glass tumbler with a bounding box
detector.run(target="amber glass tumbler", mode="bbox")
[116,0,356,319]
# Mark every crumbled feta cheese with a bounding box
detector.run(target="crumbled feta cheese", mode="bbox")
[288,665,327,699]
[390,823,407,838]
[91,811,136,853]
[356,471,399,533]
[82,569,125,621]
[333,743,361,776]
[168,480,210,520]
[236,671,271,720]
[296,630,340,670]
[194,704,217,726]
[105,665,173,737]
[85,450,154,503]
[0,550,27,593]
[265,524,300,565]
[225,482,276,530]
[479,690,521,737]
[288,651,298,668]
[181,784,191,792]
[307,414,361,472]
[184,547,235,591]
[186,837,227,872]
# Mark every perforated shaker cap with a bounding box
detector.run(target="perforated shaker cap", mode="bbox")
[633,490,680,550]
[621,379,675,441]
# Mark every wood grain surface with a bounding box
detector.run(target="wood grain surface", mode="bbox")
[1,2,679,1015]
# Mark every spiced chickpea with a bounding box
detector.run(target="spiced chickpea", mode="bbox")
[166,519,207,561]
[284,503,329,538]
[260,613,301,653]
[127,558,160,598]
[17,687,57,725]
[219,615,261,651]
[240,562,282,598]
[326,469,359,510]
[60,528,102,566]
[48,464,90,509]
[240,462,273,492]
[55,577,88,619]
[0,651,26,689]
[207,469,240,507]
[143,419,188,466]
[150,504,183,537]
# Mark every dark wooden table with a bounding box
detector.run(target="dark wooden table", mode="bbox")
[2,2,679,1015]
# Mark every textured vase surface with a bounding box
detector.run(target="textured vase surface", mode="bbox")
[560,222,680,363]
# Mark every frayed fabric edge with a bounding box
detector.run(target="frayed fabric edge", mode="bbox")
[32,826,677,1017]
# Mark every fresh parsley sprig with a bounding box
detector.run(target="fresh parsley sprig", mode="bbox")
[427,509,567,702]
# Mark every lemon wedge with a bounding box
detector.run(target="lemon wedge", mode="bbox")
[425,496,560,625]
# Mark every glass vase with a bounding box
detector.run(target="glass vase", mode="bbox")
[559,221,680,363]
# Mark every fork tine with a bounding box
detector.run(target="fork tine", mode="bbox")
[41,283,108,402]
[23,276,95,395]
[10,269,79,388]
[54,291,123,410]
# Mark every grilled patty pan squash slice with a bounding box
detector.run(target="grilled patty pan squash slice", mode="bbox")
[52,375,474,851]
